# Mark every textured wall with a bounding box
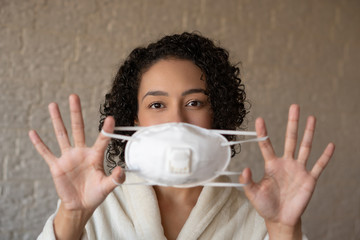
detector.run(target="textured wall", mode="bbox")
[1,0,359,239]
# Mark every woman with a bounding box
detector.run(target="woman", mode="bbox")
[29,32,335,239]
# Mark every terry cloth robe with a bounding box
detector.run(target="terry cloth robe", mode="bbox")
[37,174,269,240]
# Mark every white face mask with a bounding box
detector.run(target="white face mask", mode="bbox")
[102,122,267,188]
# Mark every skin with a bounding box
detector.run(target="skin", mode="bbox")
[136,59,212,239]
[28,59,335,240]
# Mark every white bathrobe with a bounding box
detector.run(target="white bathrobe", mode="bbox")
[37,174,269,239]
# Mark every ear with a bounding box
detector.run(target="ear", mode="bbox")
[134,117,139,126]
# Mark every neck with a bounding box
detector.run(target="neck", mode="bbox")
[153,185,203,206]
[154,185,204,240]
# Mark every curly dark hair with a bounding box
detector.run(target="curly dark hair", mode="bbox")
[99,32,248,170]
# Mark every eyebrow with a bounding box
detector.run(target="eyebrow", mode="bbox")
[142,91,168,101]
[141,88,206,102]
[181,88,206,96]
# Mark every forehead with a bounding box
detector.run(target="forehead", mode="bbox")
[138,59,205,94]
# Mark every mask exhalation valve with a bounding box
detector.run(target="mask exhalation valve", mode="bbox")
[167,147,191,174]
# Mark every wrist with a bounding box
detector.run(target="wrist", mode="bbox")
[265,220,302,240]
[54,203,93,240]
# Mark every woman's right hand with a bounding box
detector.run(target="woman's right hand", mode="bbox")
[29,94,124,239]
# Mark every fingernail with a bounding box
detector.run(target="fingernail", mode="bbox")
[112,178,122,186]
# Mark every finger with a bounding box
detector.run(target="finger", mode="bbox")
[298,116,316,164]
[93,116,115,153]
[104,167,126,193]
[311,143,335,179]
[49,102,71,152]
[239,167,254,185]
[69,94,85,147]
[256,117,276,161]
[239,168,257,201]
[284,104,300,159]
[28,130,56,166]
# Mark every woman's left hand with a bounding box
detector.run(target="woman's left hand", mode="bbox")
[239,104,335,238]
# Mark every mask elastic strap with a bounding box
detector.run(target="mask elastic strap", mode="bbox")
[112,179,157,186]
[212,129,258,136]
[114,126,144,131]
[221,136,269,146]
[202,182,247,187]
[101,129,132,141]
[215,171,242,175]
[122,182,156,186]
[102,126,145,141]
[119,182,246,187]
[211,129,268,146]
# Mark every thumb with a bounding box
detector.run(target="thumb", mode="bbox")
[103,167,126,194]
[239,168,257,200]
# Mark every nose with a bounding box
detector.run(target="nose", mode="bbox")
[167,105,186,123]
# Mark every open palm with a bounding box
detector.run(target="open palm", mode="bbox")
[29,94,124,213]
[240,105,335,227]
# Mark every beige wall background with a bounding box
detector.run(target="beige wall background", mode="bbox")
[1,0,359,239]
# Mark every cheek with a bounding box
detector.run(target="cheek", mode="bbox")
[137,108,164,126]
[137,109,150,126]
[188,109,213,129]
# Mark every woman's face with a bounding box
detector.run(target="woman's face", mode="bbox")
[136,59,213,128]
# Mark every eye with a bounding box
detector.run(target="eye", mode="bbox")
[186,100,203,107]
[149,102,165,109]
